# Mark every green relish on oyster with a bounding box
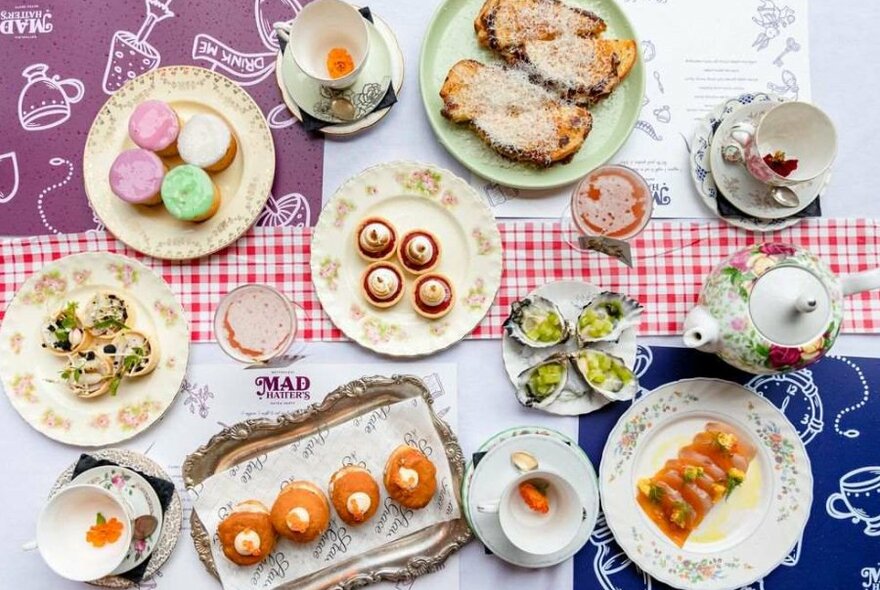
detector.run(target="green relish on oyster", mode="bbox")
[576,292,643,345]
[504,296,570,349]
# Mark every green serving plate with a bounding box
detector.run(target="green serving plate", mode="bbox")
[419,0,645,190]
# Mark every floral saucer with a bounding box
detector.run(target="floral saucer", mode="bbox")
[690,93,802,231]
[462,426,599,568]
[311,161,502,356]
[71,465,163,575]
[709,101,829,220]
[49,448,183,589]
[501,280,638,416]
[600,378,812,590]
[0,252,189,446]
[279,16,394,125]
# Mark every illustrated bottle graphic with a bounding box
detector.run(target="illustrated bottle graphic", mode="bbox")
[103,0,174,94]
[18,64,84,131]
[0,152,19,204]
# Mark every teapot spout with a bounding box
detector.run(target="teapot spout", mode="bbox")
[841,268,880,296]
[683,306,721,353]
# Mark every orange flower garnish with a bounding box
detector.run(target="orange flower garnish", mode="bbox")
[86,513,124,547]
[326,47,354,79]
[518,481,550,514]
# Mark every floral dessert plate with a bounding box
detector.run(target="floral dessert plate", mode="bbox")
[311,161,503,356]
[279,17,393,124]
[419,0,645,190]
[49,448,183,588]
[0,252,189,446]
[70,465,164,576]
[462,426,599,568]
[83,66,275,260]
[600,378,812,590]
[502,281,638,416]
[274,10,404,136]
[709,101,828,220]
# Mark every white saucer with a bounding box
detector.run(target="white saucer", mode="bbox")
[709,101,829,220]
[690,93,824,232]
[462,427,599,568]
[277,13,400,130]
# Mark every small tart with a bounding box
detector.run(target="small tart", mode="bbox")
[102,330,160,378]
[82,292,133,340]
[270,481,331,543]
[178,113,237,172]
[361,262,404,308]
[217,500,276,566]
[410,273,455,319]
[354,217,397,261]
[397,230,441,275]
[383,445,438,509]
[109,148,165,205]
[41,301,91,356]
[329,466,380,526]
[128,100,180,156]
[161,164,221,222]
[61,349,114,399]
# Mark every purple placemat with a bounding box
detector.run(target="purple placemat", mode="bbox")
[0,0,322,236]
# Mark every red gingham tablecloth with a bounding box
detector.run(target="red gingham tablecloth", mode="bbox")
[2,219,879,342]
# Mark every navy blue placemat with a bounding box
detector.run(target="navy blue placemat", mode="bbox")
[574,345,879,590]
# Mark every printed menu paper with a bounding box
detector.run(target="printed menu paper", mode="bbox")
[474,0,811,219]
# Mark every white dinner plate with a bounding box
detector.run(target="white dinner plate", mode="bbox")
[600,378,812,590]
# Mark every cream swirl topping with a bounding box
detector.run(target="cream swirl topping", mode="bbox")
[418,279,447,307]
[366,267,400,300]
[404,235,434,265]
[286,507,310,533]
[359,222,393,253]
[347,492,372,517]
[397,467,420,490]
[234,528,262,556]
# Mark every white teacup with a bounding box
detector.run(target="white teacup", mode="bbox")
[826,466,880,536]
[31,484,133,581]
[723,101,837,186]
[477,470,584,555]
[280,0,369,89]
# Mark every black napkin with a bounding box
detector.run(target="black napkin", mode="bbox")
[72,454,176,583]
[716,188,822,220]
[278,7,398,133]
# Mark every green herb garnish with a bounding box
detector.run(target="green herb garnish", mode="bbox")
[724,469,746,500]
[91,317,128,332]
[648,483,664,504]
[670,501,694,528]
[96,512,106,525]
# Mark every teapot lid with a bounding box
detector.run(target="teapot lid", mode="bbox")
[749,265,831,345]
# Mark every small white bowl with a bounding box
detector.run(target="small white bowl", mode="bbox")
[287,0,369,89]
[37,484,133,582]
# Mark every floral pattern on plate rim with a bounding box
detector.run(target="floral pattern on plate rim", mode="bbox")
[632,527,754,584]
[746,402,802,522]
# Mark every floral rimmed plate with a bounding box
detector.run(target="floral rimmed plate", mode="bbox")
[71,465,163,576]
[83,66,275,260]
[49,448,183,588]
[0,252,189,446]
[501,281,638,416]
[461,426,599,568]
[311,161,503,356]
[600,378,812,590]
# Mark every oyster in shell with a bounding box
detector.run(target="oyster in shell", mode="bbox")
[576,292,643,345]
[516,353,571,407]
[504,296,570,348]
[571,349,638,401]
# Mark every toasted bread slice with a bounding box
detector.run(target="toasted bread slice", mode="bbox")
[518,37,637,105]
[475,0,606,60]
[440,59,593,167]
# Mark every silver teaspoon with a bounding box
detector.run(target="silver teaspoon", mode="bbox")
[133,515,158,540]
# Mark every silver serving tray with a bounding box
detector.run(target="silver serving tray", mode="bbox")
[183,375,472,590]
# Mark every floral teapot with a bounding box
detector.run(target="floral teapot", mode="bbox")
[683,242,880,374]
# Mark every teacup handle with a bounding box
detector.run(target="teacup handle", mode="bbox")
[722,122,756,164]
[826,492,856,522]
[21,540,38,551]
[273,22,291,45]
[476,500,500,514]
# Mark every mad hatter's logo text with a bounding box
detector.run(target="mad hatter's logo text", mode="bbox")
[255,374,311,401]
[1,6,53,38]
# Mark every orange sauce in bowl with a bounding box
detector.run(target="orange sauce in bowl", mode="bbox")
[571,165,652,240]
[326,47,354,79]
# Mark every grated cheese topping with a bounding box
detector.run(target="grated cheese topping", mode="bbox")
[521,35,614,93]
[485,0,605,50]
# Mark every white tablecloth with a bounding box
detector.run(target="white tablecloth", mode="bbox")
[3,1,879,589]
